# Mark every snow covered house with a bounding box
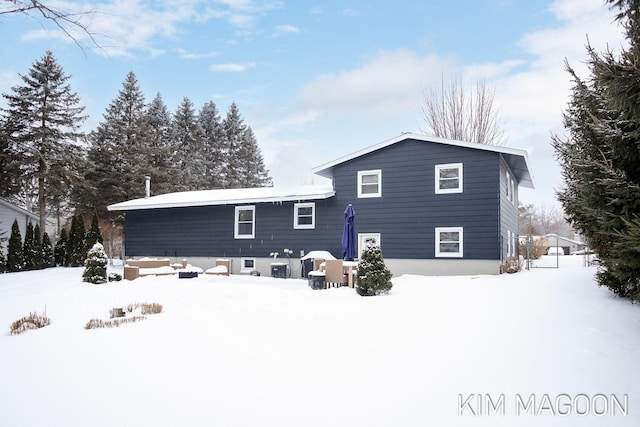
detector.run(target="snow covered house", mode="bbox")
[0,198,40,253]
[108,133,534,276]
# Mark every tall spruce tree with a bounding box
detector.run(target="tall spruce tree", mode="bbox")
[67,213,86,267]
[0,51,86,232]
[222,103,272,188]
[6,219,24,272]
[171,97,205,191]
[553,0,640,300]
[83,72,149,216]
[145,93,175,195]
[198,101,226,189]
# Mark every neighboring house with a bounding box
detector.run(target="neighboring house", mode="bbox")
[519,234,586,255]
[108,133,534,276]
[0,198,40,253]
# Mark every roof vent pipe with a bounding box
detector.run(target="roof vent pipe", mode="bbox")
[145,176,150,198]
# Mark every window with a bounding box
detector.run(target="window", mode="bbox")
[435,163,463,194]
[506,170,515,203]
[358,169,382,198]
[234,206,255,239]
[240,257,256,273]
[294,202,315,229]
[358,233,381,258]
[435,227,463,258]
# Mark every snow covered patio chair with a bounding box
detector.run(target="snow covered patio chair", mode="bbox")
[205,259,231,276]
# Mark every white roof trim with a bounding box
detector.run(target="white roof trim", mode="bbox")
[0,198,40,221]
[108,185,336,211]
[312,132,535,189]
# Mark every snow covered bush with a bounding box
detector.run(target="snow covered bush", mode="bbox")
[356,240,392,296]
[82,243,108,284]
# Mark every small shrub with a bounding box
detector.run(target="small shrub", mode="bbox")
[356,240,392,296]
[108,273,122,282]
[85,302,162,330]
[501,257,522,274]
[10,311,51,335]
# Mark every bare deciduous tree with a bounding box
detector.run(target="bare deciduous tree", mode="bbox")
[421,76,506,146]
[1,0,98,50]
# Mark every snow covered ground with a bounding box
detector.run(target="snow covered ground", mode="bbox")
[1,255,638,427]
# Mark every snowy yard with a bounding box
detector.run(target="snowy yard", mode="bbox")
[1,255,638,427]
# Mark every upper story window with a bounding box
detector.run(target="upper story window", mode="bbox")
[234,206,255,239]
[294,202,315,229]
[357,169,382,198]
[506,170,515,203]
[435,163,463,194]
[435,227,463,258]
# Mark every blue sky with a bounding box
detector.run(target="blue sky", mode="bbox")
[0,0,627,208]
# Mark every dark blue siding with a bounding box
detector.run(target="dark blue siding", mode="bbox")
[124,137,507,261]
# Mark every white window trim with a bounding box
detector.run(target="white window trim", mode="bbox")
[293,202,315,229]
[435,227,463,258]
[358,233,381,258]
[357,169,382,198]
[435,163,463,194]
[234,205,255,239]
[240,257,256,273]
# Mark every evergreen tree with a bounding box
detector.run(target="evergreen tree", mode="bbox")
[198,100,226,189]
[0,245,6,273]
[82,242,108,284]
[553,0,640,301]
[33,223,43,269]
[171,97,205,191]
[6,219,24,272]
[222,102,272,188]
[0,51,86,232]
[355,240,392,296]
[85,210,103,247]
[67,213,86,267]
[54,228,68,266]
[22,221,36,271]
[145,93,175,195]
[83,72,149,216]
[42,231,54,268]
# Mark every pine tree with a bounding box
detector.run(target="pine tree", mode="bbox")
[172,97,205,191]
[33,223,43,269]
[82,242,108,284]
[22,221,36,271]
[54,228,68,266]
[85,210,103,247]
[83,72,149,216]
[198,100,226,189]
[355,240,392,296]
[222,102,272,188]
[145,93,175,195]
[553,0,640,300]
[6,219,24,272]
[42,231,54,268]
[0,51,86,232]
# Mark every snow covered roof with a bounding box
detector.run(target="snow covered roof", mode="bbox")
[0,198,40,222]
[312,133,535,189]
[107,185,336,211]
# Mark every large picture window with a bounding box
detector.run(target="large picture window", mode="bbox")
[294,202,315,229]
[435,163,463,194]
[234,206,255,239]
[435,227,463,257]
[358,169,382,198]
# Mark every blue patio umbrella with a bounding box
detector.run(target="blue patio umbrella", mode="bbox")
[342,204,356,261]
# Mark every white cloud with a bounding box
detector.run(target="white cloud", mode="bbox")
[297,49,456,119]
[210,62,257,72]
[175,48,219,59]
[274,24,300,35]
